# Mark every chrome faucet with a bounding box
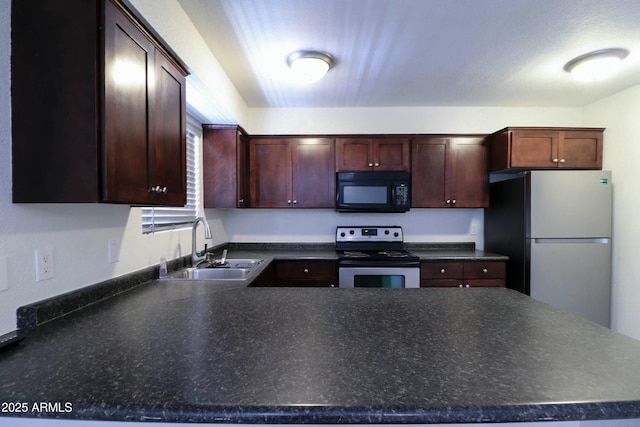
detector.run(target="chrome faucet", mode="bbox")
[192,216,212,265]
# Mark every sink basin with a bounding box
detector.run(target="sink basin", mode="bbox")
[218,258,264,268]
[168,267,252,281]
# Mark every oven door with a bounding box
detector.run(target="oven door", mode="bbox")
[339,267,420,288]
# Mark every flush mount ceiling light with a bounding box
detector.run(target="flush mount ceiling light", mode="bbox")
[564,48,629,82]
[286,50,334,83]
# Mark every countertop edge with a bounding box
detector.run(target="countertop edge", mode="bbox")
[3,401,639,424]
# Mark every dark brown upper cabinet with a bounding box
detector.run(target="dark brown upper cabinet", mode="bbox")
[249,137,335,208]
[411,136,489,208]
[336,137,410,171]
[202,125,249,208]
[489,127,604,172]
[11,0,188,205]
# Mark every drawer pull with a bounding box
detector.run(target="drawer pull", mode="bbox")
[440,268,446,274]
[483,268,488,273]
[303,268,309,274]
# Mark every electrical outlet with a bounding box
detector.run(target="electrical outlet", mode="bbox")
[0,256,8,292]
[35,248,55,282]
[469,222,478,235]
[108,239,121,264]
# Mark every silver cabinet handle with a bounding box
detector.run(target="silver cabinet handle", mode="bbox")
[553,158,559,163]
[149,185,167,194]
[287,200,292,204]
[374,162,380,167]
[483,268,488,273]
[451,199,456,204]
[238,198,244,203]
[446,199,451,204]
[440,268,446,274]
[368,163,374,167]
[303,268,309,274]
[293,200,297,204]
[560,159,566,163]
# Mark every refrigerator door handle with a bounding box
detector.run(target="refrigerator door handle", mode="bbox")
[533,238,611,244]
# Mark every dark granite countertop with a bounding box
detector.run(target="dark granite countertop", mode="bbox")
[2,280,640,424]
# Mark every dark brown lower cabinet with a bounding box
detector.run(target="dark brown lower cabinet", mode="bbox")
[275,261,337,287]
[420,261,506,288]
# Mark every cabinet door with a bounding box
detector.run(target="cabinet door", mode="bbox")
[411,138,447,207]
[249,139,292,207]
[559,130,603,169]
[420,261,464,287]
[292,138,336,208]
[373,137,411,171]
[237,131,250,207]
[203,126,248,208]
[276,261,337,287]
[149,50,187,206]
[336,138,372,171]
[448,137,488,208]
[463,261,505,287]
[509,130,559,168]
[103,0,155,203]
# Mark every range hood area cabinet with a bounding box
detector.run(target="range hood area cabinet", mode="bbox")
[11,0,189,205]
[249,137,336,208]
[336,137,411,171]
[202,125,249,208]
[489,127,604,172]
[411,136,489,208]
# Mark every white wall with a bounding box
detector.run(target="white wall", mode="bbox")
[583,85,640,340]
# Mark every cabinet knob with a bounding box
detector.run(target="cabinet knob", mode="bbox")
[466,284,470,288]
[238,198,244,203]
[446,199,451,204]
[162,186,167,194]
[451,199,456,204]
[287,200,292,204]
[293,200,298,204]
[303,268,309,274]
[368,163,374,167]
[553,158,559,163]
[483,268,488,273]
[559,159,566,163]
[440,268,446,274]
[374,162,380,167]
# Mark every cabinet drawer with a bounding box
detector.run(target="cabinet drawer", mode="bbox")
[420,262,463,279]
[463,261,506,279]
[277,261,336,280]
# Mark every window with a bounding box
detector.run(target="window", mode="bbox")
[141,116,201,233]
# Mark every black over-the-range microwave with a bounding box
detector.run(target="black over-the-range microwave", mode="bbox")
[336,171,411,213]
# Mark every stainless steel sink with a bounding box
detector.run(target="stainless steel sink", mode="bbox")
[170,267,252,280]
[218,258,264,268]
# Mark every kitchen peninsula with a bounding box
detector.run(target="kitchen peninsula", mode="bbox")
[1,248,640,425]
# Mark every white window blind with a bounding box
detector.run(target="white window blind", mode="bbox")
[141,117,201,234]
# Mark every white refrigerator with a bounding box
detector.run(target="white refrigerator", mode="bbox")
[485,170,612,327]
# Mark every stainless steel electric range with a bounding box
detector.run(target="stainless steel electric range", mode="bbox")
[336,226,420,288]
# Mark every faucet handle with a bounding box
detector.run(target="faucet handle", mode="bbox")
[197,244,208,257]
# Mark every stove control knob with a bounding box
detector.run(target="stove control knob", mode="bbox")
[340,232,346,237]
[349,230,355,235]
[394,232,399,237]
[384,230,390,235]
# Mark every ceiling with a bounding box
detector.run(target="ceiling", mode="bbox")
[177,0,640,109]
